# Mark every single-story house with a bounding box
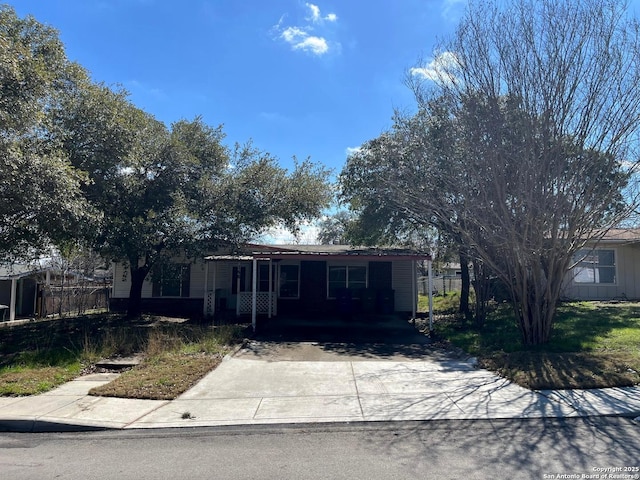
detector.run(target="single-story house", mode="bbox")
[110,244,434,329]
[0,262,110,321]
[563,228,640,301]
[0,264,41,321]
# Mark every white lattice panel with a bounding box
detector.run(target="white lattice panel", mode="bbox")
[205,291,215,316]
[238,292,276,315]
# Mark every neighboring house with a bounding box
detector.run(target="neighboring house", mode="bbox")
[563,228,640,301]
[110,244,432,327]
[0,264,41,321]
[0,262,110,321]
[439,262,463,277]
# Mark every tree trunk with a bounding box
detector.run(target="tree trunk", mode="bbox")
[511,262,561,345]
[127,265,149,319]
[472,258,491,327]
[459,249,470,315]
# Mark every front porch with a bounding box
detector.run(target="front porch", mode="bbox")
[202,244,435,332]
[204,290,278,317]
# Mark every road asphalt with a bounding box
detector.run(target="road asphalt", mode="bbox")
[1,333,639,432]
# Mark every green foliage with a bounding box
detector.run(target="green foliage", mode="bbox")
[418,292,467,315]
[1,5,331,288]
[435,302,640,357]
[0,5,93,256]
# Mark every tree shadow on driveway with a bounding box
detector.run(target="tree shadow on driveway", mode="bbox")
[239,315,470,362]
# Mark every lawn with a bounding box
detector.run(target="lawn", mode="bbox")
[0,314,245,399]
[419,294,640,390]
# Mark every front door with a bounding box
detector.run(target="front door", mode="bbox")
[300,261,327,316]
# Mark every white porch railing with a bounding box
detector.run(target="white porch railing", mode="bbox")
[237,292,277,316]
[205,291,215,316]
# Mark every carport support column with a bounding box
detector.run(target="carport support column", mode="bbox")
[428,259,434,334]
[412,260,417,321]
[203,261,209,316]
[268,259,273,319]
[9,278,17,321]
[251,258,257,332]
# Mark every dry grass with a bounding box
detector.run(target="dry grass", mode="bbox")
[89,353,224,400]
[0,313,245,398]
[479,351,639,390]
[422,300,640,390]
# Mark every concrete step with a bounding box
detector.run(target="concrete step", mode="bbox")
[95,356,142,371]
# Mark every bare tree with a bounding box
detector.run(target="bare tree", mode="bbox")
[401,0,640,344]
[342,0,640,345]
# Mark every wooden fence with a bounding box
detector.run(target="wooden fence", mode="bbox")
[418,275,463,296]
[38,286,110,317]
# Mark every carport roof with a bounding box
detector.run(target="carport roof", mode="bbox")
[0,264,42,280]
[205,244,431,261]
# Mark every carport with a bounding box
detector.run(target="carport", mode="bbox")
[203,244,434,333]
[0,265,40,322]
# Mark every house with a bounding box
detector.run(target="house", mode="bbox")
[0,263,40,321]
[110,244,433,329]
[563,228,640,301]
[0,262,111,321]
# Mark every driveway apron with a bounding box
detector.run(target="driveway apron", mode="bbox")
[131,325,582,428]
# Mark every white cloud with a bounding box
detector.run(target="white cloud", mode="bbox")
[409,51,460,84]
[345,146,362,156]
[306,3,321,22]
[255,222,321,245]
[305,3,337,23]
[125,79,166,100]
[273,3,339,56]
[294,35,329,55]
[280,27,329,55]
[281,26,307,43]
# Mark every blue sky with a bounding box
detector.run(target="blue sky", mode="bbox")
[12,0,465,177]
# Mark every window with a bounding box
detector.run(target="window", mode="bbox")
[279,265,299,298]
[152,264,190,297]
[258,264,276,292]
[231,266,247,294]
[573,249,616,284]
[328,265,367,298]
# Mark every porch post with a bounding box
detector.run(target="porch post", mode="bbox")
[428,259,434,334]
[236,263,241,317]
[212,262,217,318]
[251,258,257,332]
[9,277,17,321]
[203,260,209,316]
[411,260,417,321]
[268,258,273,318]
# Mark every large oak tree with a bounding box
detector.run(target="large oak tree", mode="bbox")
[0,6,92,257]
[54,83,331,317]
[2,5,331,318]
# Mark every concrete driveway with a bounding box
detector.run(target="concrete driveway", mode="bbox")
[2,317,639,431]
[129,319,592,428]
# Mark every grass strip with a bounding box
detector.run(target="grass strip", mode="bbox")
[89,353,225,400]
[0,364,82,396]
[421,299,640,390]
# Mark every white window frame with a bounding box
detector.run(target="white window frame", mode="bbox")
[153,263,191,297]
[278,263,300,299]
[327,262,368,299]
[572,248,617,285]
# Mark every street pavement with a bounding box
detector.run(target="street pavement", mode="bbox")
[1,337,639,432]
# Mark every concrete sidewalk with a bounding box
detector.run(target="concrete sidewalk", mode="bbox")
[1,343,639,432]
